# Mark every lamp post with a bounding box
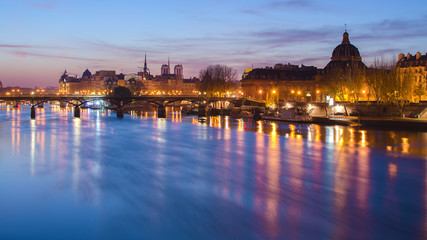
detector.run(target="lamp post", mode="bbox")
[271,89,277,108]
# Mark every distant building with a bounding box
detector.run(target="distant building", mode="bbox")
[0,87,38,96]
[58,56,199,96]
[139,59,198,95]
[241,63,321,102]
[59,68,122,95]
[397,52,427,101]
[241,31,366,103]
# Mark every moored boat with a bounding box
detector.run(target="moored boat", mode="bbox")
[263,107,312,123]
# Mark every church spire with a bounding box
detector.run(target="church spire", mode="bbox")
[144,54,148,73]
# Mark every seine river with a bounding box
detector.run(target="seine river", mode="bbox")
[1,106,426,239]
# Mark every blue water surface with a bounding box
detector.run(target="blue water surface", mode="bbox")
[0,106,426,239]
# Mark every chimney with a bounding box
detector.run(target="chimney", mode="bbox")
[398,53,405,61]
[407,53,411,60]
[416,52,421,60]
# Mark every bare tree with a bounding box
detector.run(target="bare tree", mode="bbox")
[345,63,366,103]
[322,67,348,101]
[199,65,238,97]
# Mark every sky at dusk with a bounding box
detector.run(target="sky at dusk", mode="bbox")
[0,0,426,87]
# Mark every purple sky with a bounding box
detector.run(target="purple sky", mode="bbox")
[0,0,426,87]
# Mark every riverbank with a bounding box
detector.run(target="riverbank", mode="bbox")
[313,116,427,131]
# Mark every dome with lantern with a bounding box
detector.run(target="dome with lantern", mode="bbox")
[331,31,361,61]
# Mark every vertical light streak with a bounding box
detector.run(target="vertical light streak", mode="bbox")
[349,128,355,147]
[289,124,295,138]
[332,156,349,239]
[72,118,81,192]
[401,138,409,153]
[359,130,367,147]
[237,119,244,132]
[265,125,280,238]
[388,163,397,178]
[257,120,263,134]
[356,146,370,210]
[30,119,36,176]
[314,124,321,142]
[271,122,277,136]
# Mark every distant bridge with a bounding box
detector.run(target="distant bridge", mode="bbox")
[0,94,242,119]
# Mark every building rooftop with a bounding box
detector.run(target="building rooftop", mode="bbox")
[242,65,318,81]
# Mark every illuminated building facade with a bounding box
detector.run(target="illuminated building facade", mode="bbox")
[241,31,366,103]
[397,52,427,101]
[58,56,200,96]
[137,59,199,95]
[241,63,322,102]
[59,69,115,95]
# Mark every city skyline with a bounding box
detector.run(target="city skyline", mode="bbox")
[0,0,426,87]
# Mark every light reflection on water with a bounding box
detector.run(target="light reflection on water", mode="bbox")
[0,106,426,239]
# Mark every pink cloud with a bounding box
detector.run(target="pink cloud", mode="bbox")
[9,50,107,62]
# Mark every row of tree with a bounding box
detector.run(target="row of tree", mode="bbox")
[322,60,426,105]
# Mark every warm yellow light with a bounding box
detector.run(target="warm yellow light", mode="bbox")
[259,90,262,94]
[297,91,301,95]
[272,90,276,94]
[316,90,320,94]
[291,90,295,93]
[362,90,366,94]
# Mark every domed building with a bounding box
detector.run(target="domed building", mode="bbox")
[240,30,369,103]
[324,31,366,71]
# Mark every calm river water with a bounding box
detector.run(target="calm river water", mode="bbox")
[0,106,426,239]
